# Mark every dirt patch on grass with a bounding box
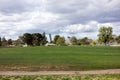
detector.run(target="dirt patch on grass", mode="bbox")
[0,65,119,72]
[0,69,120,75]
[0,65,88,71]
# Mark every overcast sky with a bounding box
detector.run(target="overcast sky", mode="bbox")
[0,0,120,40]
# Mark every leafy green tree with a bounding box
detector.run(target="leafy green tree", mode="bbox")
[53,35,60,44]
[116,35,120,44]
[22,33,33,46]
[78,37,89,45]
[56,37,65,46]
[70,36,77,45]
[98,27,113,45]
[2,37,8,47]
[20,32,47,46]
[32,33,42,46]
[90,41,96,46]
[14,39,23,46]
[8,39,13,45]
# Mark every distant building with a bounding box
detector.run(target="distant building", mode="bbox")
[22,44,28,47]
[45,43,56,46]
[65,40,72,46]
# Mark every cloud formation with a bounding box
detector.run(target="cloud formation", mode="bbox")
[0,0,120,40]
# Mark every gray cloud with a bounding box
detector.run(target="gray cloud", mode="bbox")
[0,0,45,14]
[0,0,120,40]
[0,0,120,23]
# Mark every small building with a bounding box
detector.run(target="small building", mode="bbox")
[45,43,56,46]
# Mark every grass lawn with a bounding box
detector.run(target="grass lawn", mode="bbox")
[0,46,120,71]
[0,74,120,80]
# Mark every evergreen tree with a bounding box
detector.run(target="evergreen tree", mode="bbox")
[41,32,47,45]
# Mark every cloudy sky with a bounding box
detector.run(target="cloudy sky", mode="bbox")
[0,0,120,40]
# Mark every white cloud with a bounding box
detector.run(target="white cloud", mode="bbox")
[98,22,120,35]
[0,10,60,39]
[59,21,120,40]
[60,21,98,33]
[0,0,120,40]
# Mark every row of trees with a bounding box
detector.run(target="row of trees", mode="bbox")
[70,37,96,46]
[0,32,47,47]
[53,35,95,46]
[52,26,120,46]
[0,37,13,47]
[19,32,47,46]
[0,26,120,47]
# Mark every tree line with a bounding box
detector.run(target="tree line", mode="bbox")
[53,35,96,46]
[19,32,47,46]
[53,26,120,46]
[0,26,120,47]
[0,32,47,47]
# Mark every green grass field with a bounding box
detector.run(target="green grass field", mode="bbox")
[0,74,120,80]
[0,46,120,71]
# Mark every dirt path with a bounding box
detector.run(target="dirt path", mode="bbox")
[0,69,120,75]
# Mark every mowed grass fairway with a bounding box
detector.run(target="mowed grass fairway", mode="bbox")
[0,46,120,71]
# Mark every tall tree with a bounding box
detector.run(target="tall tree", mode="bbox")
[116,35,120,44]
[8,39,13,45]
[22,33,33,46]
[32,33,42,46]
[2,37,7,42]
[56,37,65,46]
[98,27,113,45]
[41,32,47,45]
[70,36,77,45]
[1,37,7,47]
[53,35,60,44]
